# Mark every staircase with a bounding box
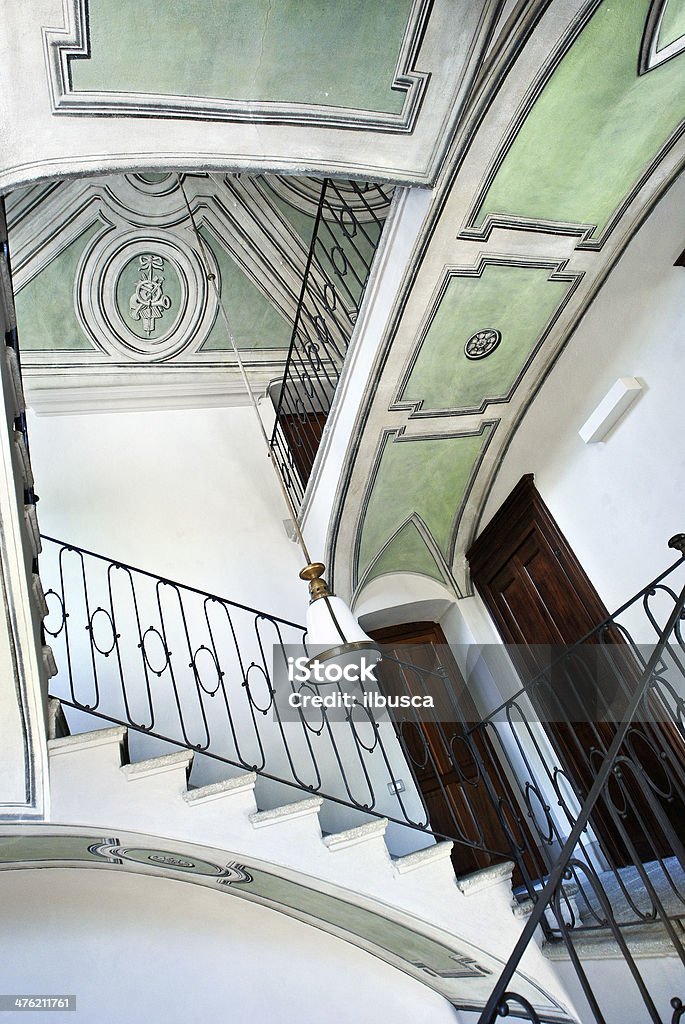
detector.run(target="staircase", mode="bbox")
[39,703,578,1022]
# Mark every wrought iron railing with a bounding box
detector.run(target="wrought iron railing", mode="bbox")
[269,177,393,507]
[41,532,685,1021]
[473,540,685,1023]
[41,535,512,857]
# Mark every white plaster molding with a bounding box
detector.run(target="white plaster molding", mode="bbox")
[24,367,279,415]
[75,228,219,361]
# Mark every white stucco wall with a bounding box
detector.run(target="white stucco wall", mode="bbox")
[28,404,305,620]
[0,867,460,1024]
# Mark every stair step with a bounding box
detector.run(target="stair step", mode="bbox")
[323,818,388,851]
[49,726,127,756]
[543,918,685,960]
[250,797,322,828]
[457,860,514,896]
[393,840,453,875]
[184,773,257,804]
[121,749,193,781]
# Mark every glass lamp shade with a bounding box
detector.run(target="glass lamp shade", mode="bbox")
[305,594,381,674]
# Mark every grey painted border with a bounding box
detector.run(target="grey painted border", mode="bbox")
[42,0,433,134]
[352,421,497,597]
[639,0,685,74]
[320,2,558,595]
[391,255,582,418]
[0,827,573,1020]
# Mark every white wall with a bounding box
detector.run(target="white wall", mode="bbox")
[0,867,459,1024]
[28,404,305,621]
[480,171,685,626]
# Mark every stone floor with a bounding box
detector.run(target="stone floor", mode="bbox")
[575,856,685,926]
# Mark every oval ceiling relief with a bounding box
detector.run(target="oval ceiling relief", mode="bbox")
[76,229,219,361]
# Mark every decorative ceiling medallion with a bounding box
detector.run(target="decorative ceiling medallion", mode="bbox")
[126,254,173,337]
[639,0,685,74]
[464,328,501,360]
[76,229,219,361]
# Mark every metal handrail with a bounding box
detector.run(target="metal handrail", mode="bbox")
[268,177,393,505]
[41,533,685,1020]
[41,535,512,857]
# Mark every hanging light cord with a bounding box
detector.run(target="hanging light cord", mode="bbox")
[177,174,349,643]
[177,174,313,564]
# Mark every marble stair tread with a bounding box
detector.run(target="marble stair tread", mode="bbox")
[576,856,685,926]
[184,773,257,804]
[543,917,685,961]
[121,749,194,780]
[47,697,70,740]
[323,818,389,851]
[457,860,514,895]
[392,840,454,875]
[49,725,127,755]
[250,797,323,828]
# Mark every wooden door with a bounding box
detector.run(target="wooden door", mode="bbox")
[278,411,327,487]
[371,620,545,882]
[467,474,685,865]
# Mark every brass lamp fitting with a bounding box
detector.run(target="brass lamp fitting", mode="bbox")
[299,563,331,603]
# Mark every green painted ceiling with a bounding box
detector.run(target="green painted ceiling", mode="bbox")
[71,0,412,114]
[475,0,685,237]
[400,265,572,412]
[9,174,346,356]
[199,229,291,351]
[15,224,100,351]
[659,0,685,47]
[363,520,447,588]
[358,429,492,588]
[350,0,685,596]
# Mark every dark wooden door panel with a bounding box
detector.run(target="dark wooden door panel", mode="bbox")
[467,474,685,865]
[371,620,545,882]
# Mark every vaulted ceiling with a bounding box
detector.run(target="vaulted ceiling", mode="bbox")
[6,172,390,412]
[326,0,685,599]
[3,0,685,601]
